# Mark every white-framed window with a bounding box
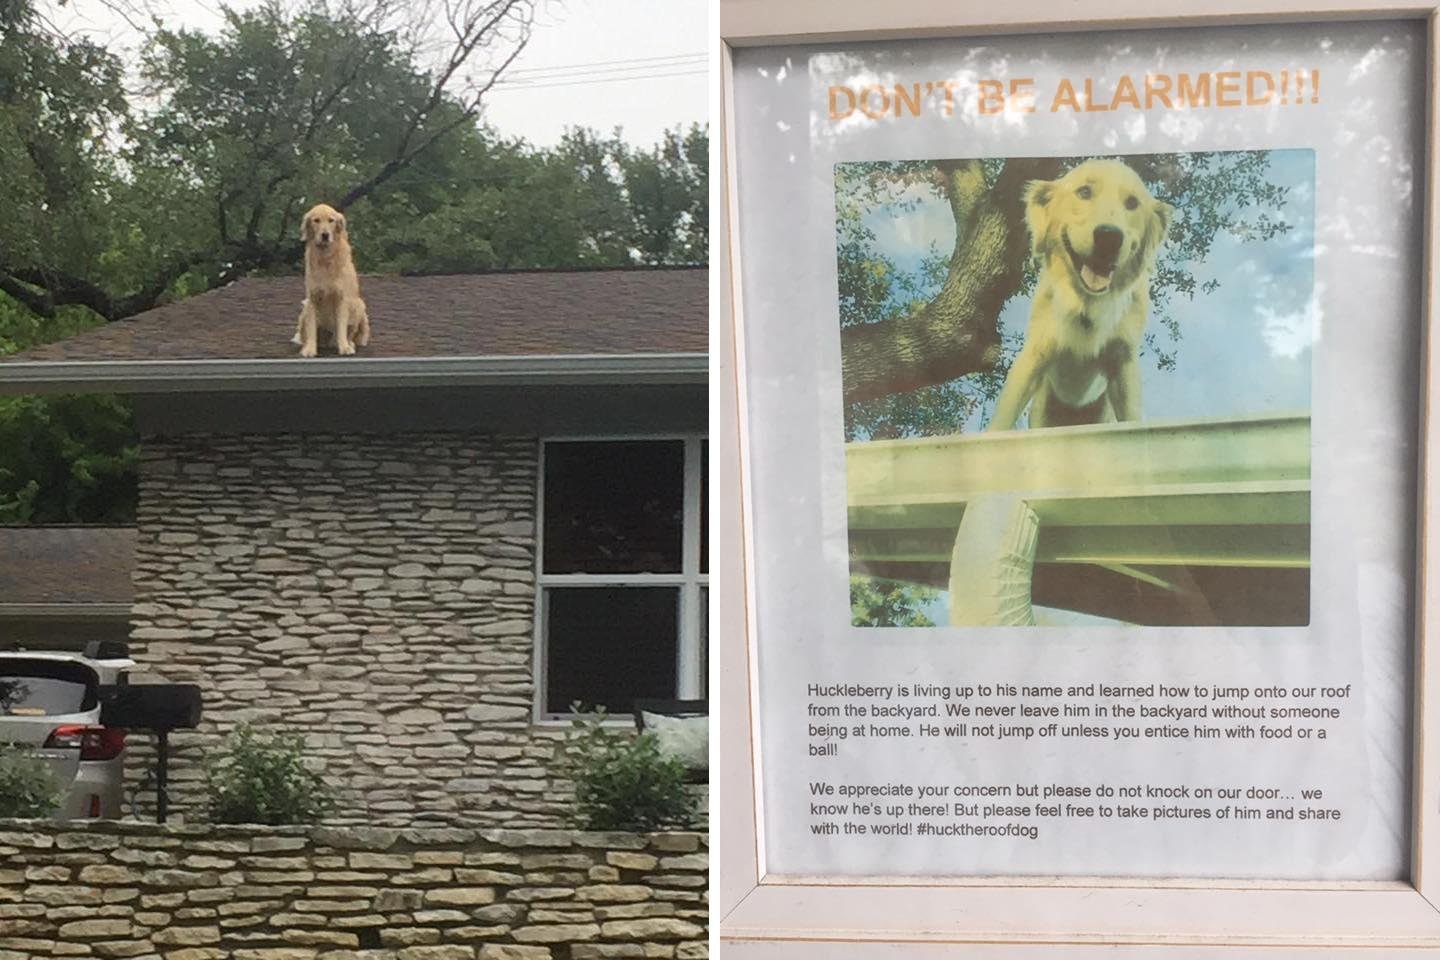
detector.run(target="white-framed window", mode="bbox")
[534,435,707,720]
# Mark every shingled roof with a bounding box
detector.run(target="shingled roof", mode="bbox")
[0,527,134,607]
[3,268,706,363]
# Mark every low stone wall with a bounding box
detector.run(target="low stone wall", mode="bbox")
[0,821,707,959]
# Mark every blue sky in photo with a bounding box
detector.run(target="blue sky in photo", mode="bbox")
[849,149,1316,430]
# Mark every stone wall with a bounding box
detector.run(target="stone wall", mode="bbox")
[128,433,568,826]
[0,820,707,959]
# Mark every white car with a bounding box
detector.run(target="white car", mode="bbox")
[0,643,135,819]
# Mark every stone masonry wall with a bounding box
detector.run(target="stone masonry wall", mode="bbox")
[128,433,569,827]
[0,820,707,959]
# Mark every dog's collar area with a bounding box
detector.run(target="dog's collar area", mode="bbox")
[1076,313,1093,331]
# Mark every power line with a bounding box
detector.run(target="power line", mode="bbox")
[502,58,706,82]
[495,68,706,92]
[503,52,705,78]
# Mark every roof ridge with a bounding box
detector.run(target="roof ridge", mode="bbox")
[1,267,706,368]
[395,263,706,277]
[231,264,707,283]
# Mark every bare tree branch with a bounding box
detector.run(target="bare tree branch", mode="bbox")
[0,275,56,318]
[338,0,533,209]
[6,265,116,318]
[94,0,156,34]
[0,241,294,321]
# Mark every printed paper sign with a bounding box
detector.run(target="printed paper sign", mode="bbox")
[732,20,1422,879]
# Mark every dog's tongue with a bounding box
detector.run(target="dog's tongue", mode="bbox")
[1081,263,1112,292]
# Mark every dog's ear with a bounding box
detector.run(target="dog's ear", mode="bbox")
[1151,199,1175,245]
[1022,179,1055,261]
[335,210,347,235]
[1136,197,1175,270]
[300,214,313,244]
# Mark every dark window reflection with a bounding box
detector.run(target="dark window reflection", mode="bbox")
[0,660,96,714]
[544,441,684,574]
[545,587,679,713]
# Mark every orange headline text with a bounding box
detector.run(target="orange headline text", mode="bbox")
[827,70,1321,121]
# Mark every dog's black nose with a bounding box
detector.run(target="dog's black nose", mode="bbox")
[1092,225,1123,260]
[320,232,330,242]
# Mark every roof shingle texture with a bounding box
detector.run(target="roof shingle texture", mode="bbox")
[4,268,706,362]
[0,527,135,605]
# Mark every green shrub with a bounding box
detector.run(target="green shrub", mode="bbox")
[558,706,695,832]
[0,744,62,819]
[206,724,332,825]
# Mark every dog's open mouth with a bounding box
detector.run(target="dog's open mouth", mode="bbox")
[1063,234,1118,294]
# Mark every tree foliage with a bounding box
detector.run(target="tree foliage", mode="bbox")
[0,0,708,523]
[0,745,62,819]
[850,576,938,628]
[0,392,137,524]
[0,0,131,318]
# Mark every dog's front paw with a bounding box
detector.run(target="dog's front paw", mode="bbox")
[299,344,318,358]
[338,342,356,356]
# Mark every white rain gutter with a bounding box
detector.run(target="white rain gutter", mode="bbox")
[0,352,708,395]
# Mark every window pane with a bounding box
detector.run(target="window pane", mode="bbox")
[0,660,96,715]
[546,587,679,714]
[544,441,684,574]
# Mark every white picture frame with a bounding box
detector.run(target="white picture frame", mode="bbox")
[715,0,1440,951]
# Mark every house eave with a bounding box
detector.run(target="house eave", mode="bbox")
[0,603,131,620]
[0,353,708,395]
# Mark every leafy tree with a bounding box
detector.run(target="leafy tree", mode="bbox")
[0,394,137,524]
[0,296,136,525]
[354,125,710,273]
[2,0,539,320]
[0,0,130,317]
[621,125,707,265]
[850,576,938,628]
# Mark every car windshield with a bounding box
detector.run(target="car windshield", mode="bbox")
[0,660,96,716]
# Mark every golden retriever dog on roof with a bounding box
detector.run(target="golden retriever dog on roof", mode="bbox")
[987,159,1173,430]
[292,202,370,357]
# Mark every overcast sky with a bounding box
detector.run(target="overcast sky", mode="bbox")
[41,0,706,147]
[485,0,706,146]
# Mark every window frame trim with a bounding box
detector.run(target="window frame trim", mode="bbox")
[532,433,709,724]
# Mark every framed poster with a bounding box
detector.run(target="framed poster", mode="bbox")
[717,0,1440,951]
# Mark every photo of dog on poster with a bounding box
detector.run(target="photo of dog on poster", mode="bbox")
[835,149,1314,629]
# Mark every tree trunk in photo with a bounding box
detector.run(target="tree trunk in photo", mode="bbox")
[841,156,1063,405]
